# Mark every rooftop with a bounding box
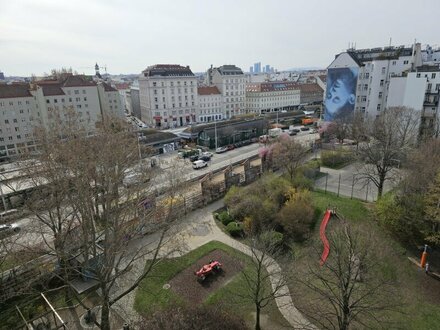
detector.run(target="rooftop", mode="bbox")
[142,64,194,77]
[216,65,244,76]
[0,84,32,99]
[198,86,221,95]
[346,45,414,64]
[101,82,118,92]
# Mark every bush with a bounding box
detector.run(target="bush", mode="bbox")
[217,211,234,226]
[226,222,243,237]
[260,230,284,246]
[320,150,352,168]
[291,173,314,190]
[277,189,315,242]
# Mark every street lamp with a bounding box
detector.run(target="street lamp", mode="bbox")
[214,119,218,150]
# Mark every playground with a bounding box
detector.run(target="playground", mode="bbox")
[289,190,440,330]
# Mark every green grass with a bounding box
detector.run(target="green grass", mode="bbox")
[134,240,289,328]
[292,189,440,329]
[312,189,370,222]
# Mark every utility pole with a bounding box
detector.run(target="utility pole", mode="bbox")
[214,120,218,149]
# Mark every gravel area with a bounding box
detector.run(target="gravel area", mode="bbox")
[168,249,244,304]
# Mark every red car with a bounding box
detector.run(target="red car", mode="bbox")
[194,260,222,281]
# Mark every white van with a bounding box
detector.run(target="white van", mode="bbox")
[192,160,208,169]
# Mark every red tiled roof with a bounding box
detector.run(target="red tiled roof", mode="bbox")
[35,80,65,96]
[197,86,221,95]
[296,83,323,93]
[114,83,130,90]
[0,84,32,99]
[101,82,118,92]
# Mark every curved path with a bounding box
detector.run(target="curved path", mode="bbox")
[111,200,315,329]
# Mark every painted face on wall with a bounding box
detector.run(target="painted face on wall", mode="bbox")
[325,78,355,115]
[324,67,358,121]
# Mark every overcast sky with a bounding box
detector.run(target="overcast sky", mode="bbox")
[1,0,439,76]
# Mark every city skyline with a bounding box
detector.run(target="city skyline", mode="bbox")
[1,0,439,76]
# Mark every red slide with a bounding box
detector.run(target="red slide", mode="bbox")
[319,210,332,266]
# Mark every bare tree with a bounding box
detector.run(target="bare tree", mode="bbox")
[271,136,309,182]
[232,231,290,330]
[19,111,181,329]
[355,107,419,198]
[294,224,400,330]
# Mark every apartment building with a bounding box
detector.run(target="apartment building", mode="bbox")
[207,65,246,119]
[325,43,420,121]
[197,86,223,122]
[296,83,324,105]
[97,82,124,118]
[246,82,300,114]
[139,64,197,128]
[0,75,124,160]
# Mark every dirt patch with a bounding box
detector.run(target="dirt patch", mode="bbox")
[168,249,244,304]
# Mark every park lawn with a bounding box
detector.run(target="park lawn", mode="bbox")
[312,189,370,222]
[292,189,440,329]
[134,240,289,329]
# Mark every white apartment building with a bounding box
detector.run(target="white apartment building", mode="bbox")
[97,82,124,118]
[197,86,223,122]
[388,65,440,137]
[0,75,124,160]
[246,82,300,114]
[326,44,421,120]
[138,64,197,128]
[0,84,39,159]
[207,65,246,119]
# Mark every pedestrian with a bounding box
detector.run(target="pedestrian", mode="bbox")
[425,262,429,274]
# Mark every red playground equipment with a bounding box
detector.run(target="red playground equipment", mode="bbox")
[319,209,333,266]
[194,260,222,282]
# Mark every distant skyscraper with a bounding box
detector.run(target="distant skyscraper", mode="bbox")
[0,70,4,80]
[265,64,270,73]
[250,66,254,74]
[254,62,261,74]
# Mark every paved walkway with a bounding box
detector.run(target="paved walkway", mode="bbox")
[111,200,314,329]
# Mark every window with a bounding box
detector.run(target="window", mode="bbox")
[436,84,440,91]
[381,67,386,74]
[363,84,368,90]
[76,97,80,102]
[9,101,13,106]
[46,99,50,104]
[69,98,72,102]
[154,97,158,102]
[0,138,3,142]
[13,119,17,123]
[380,79,384,86]
[417,73,421,78]
[378,92,383,99]
[377,104,381,111]
[365,73,369,79]
[15,127,19,132]
[432,73,436,79]
[154,90,157,95]
[74,90,79,94]
[155,105,159,109]
[428,83,432,91]
[26,101,29,105]
[17,135,21,139]
[361,96,367,102]
[392,61,396,65]
[84,97,87,101]
[404,60,409,64]
[19,110,24,114]
[8,136,12,141]
[82,90,86,94]
[153,82,157,87]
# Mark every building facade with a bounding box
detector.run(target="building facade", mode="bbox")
[0,75,124,160]
[297,83,324,105]
[210,65,246,119]
[246,82,300,114]
[97,82,124,118]
[197,86,223,122]
[139,64,197,128]
[325,44,420,121]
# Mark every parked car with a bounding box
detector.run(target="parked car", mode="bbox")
[233,141,243,148]
[309,129,318,134]
[189,155,199,162]
[192,160,208,169]
[300,126,310,131]
[227,144,235,151]
[215,146,228,154]
[288,131,297,136]
[199,155,211,162]
[242,140,252,146]
[202,151,213,158]
[0,223,21,239]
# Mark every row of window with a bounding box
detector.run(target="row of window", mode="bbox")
[47,97,87,104]
[154,102,195,109]
[0,100,31,106]
[0,133,31,142]
[152,81,194,87]
[154,88,195,95]
[416,73,438,79]
[154,110,193,116]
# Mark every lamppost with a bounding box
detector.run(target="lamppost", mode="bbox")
[214,119,218,150]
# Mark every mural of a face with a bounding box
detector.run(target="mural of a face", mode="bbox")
[324,67,358,121]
